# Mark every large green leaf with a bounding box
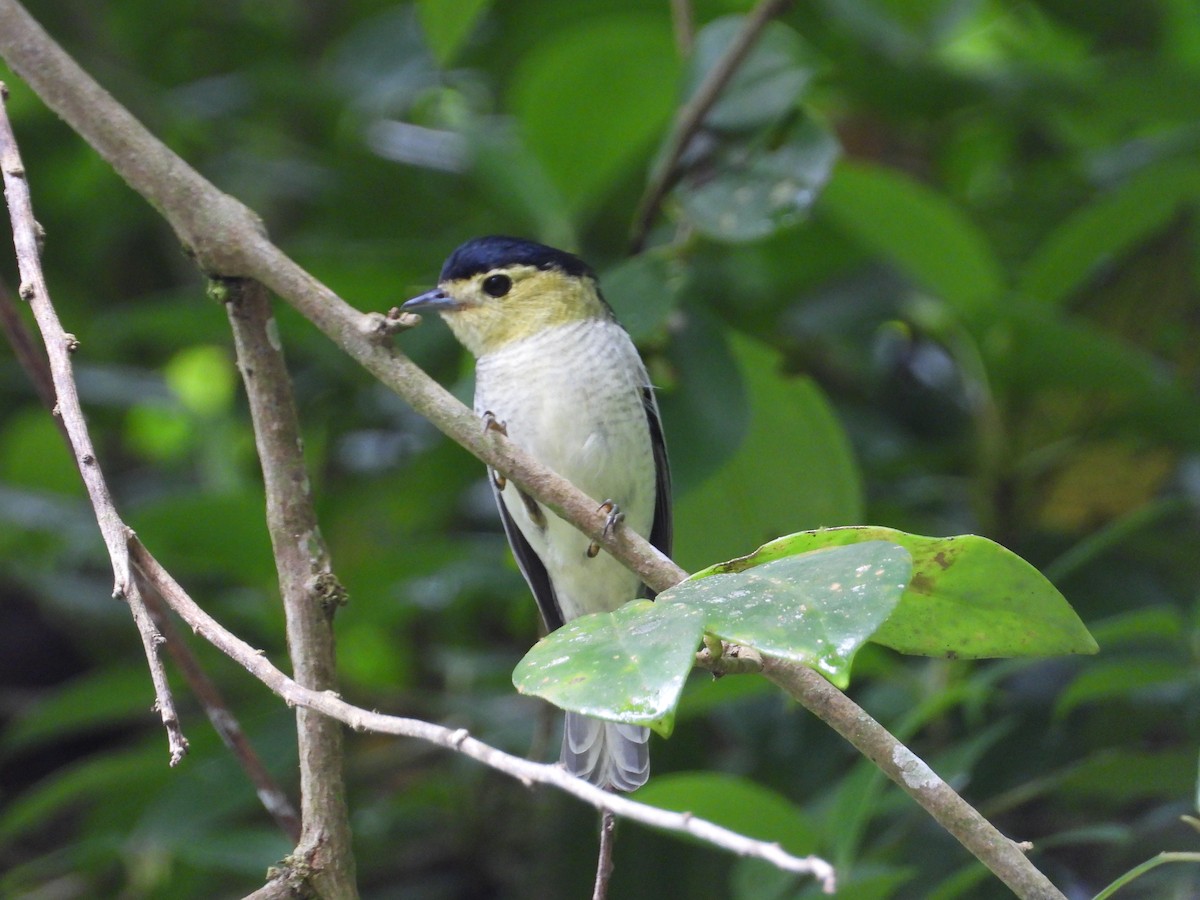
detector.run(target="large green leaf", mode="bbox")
[602,251,683,342]
[820,161,1005,312]
[697,526,1097,658]
[510,15,680,215]
[674,333,863,571]
[512,600,705,737]
[1018,159,1200,306]
[662,541,911,688]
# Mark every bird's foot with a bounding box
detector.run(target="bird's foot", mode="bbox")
[481,410,508,436]
[481,411,508,490]
[599,499,625,537]
[587,500,625,558]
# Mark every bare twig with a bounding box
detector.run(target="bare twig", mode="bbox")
[0,271,303,843]
[0,5,1067,894]
[220,277,356,898]
[128,537,838,890]
[140,579,303,842]
[670,0,695,56]
[0,277,55,409]
[629,0,795,251]
[0,79,187,766]
[592,810,617,900]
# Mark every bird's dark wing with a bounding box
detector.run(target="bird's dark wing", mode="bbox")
[641,386,673,598]
[492,471,564,632]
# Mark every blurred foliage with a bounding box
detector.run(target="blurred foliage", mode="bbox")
[1,0,1199,897]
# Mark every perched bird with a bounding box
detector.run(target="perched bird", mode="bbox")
[403,236,672,791]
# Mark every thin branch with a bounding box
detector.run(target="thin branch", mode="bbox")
[0,79,187,766]
[220,277,356,898]
[670,0,695,56]
[140,579,303,843]
[128,537,838,890]
[629,0,795,251]
[592,810,617,900]
[0,5,1067,894]
[0,268,303,845]
[0,277,55,410]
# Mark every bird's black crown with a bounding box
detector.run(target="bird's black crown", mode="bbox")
[439,236,595,283]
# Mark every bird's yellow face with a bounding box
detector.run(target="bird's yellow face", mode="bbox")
[431,264,610,358]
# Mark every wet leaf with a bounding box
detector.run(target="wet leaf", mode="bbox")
[699,526,1098,658]
[676,113,840,242]
[512,600,705,736]
[663,541,911,688]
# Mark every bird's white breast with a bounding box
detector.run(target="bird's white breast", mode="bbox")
[475,319,657,621]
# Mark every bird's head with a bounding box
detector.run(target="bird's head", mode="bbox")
[402,236,610,357]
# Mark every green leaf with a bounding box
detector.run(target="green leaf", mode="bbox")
[512,600,705,736]
[676,113,841,242]
[635,772,819,853]
[465,119,577,250]
[510,15,680,216]
[686,17,816,132]
[662,542,911,688]
[602,251,683,342]
[1055,658,1185,718]
[658,311,750,492]
[820,161,1005,311]
[1059,749,1196,802]
[1019,159,1200,306]
[673,333,863,571]
[416,0,492,65]
[697,526,1098,658]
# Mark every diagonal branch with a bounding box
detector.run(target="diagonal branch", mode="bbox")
[0,79,187,766]
[630,0,795,251]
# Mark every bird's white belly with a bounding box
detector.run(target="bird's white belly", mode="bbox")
[475,320,656,620]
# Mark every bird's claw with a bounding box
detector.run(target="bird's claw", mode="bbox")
[481,410,508,436]
[587,500,624,558]
[481,412,509,490]
[599,499,624,538]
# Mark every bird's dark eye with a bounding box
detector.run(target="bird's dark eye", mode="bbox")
[482,273,512,298]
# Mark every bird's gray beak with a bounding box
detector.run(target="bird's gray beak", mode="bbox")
[401,288,462,312]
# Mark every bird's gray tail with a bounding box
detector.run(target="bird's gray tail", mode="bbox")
[562,712,649,792]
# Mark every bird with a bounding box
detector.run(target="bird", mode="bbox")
[403,235,672,791]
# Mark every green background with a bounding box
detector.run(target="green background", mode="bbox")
[2,0,1199,897]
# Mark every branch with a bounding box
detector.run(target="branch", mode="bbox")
[139,571,302,843]
[128,537,837,890]
[0,5,1066,894]
[670,0,695,56]
[592,810,616,900]
[0,79,188,766]
[762,660,1066,900]
[220,277,356,897]
[629,0,795,251]
[0,161,301,845]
